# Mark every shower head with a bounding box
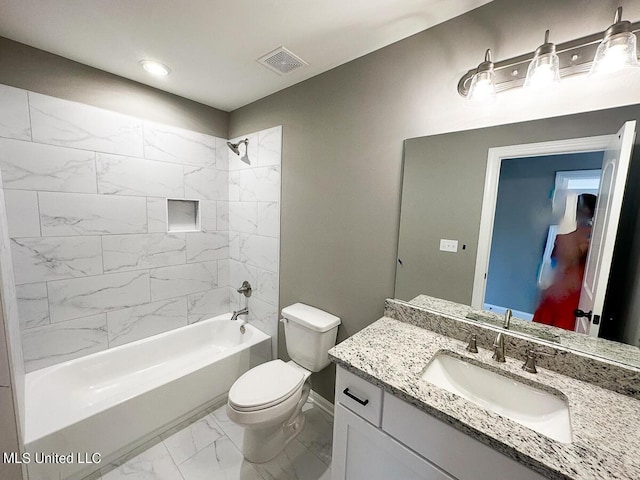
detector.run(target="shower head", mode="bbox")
[226,141,241,155]
[226,139,251,165]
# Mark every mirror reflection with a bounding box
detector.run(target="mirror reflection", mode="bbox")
[483,154,602,330]
[396,104,640,364]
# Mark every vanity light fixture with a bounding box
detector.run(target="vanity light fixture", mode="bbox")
[590,7,639,76]
[524,30,560,89]
[139,60,171,76]
[467,49,497,102]
[457,6,639,99]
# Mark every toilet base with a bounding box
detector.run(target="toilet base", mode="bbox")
[239,381,311,463]
[241,412,306,463]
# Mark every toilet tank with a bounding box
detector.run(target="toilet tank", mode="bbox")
[281,303,341,372]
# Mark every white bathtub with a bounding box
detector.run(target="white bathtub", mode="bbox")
[24,314,271,480]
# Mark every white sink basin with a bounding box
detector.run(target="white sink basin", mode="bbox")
[422,352,572,443]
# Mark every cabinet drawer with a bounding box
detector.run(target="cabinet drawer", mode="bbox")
[335,366,383,427]
[382,393,546,480]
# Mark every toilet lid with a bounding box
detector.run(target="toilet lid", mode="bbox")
[229,360,305,411]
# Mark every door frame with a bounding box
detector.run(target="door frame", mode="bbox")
[471,134,615,310]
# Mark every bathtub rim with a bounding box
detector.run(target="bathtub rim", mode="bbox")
[25,314,270,444]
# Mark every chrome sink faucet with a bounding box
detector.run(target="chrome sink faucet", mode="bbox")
[503,308,512,329]
[492,309,512,362]
[492,332,506,362]
[231,307,249,321]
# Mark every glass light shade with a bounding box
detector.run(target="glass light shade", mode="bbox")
[590,31,639,76]
[468,70,496,102]
[524,52,560,89]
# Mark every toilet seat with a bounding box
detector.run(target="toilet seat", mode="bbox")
[229,360,305,412]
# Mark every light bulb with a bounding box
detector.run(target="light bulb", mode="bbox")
[590,7,639,77]
[590,33,638,76]
[467,49,496,103]
[524,30,560,90]
[468,73,496,102]
[139,60,171,76]
[525,56,560,89]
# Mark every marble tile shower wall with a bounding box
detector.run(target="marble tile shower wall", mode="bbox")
[0,84,283,373]
[227,127,282,356]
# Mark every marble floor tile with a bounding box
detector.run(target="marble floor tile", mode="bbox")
[162,414,224,466]
[177,436,263,480]
[253,440,331,480]
[101,399,334,480]
[210,404,245,451]
[101,441,183,480]
[297,404,334,466]
[81,470,102,480]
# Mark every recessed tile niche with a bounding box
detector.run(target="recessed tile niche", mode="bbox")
[167,199,201,232]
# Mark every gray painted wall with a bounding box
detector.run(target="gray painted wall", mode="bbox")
[0,37,229,137]
[3,0,640,403]
[229,0,640,400]
[486,153,604,315]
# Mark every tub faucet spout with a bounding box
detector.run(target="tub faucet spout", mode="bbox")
[231,307,249,321]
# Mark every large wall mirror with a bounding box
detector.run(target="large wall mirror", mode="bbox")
[395,104,640,367]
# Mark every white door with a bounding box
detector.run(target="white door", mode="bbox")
[576,121,637,336]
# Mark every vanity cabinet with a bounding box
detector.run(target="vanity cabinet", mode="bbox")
[332,403,455,480]
[332,366,546,480]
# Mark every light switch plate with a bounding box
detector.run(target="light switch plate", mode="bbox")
[440,239,458,252]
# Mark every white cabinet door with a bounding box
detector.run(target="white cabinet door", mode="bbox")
[331,404,457,480]
[382,393,547,480]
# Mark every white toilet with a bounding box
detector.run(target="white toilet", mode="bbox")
[226,303,340,463]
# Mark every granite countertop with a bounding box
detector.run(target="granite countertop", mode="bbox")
[329,316,640,480]
[408,294,640,368]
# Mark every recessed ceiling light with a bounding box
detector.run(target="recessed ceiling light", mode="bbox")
[139,60,171,76]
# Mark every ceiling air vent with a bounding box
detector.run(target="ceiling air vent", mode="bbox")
[258,46,308,75]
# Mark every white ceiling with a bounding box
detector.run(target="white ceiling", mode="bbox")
[0,0,493,112]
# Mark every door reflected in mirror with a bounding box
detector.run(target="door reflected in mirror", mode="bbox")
[482,153,603,332]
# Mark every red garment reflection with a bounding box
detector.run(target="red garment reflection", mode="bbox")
[533,226,591,331]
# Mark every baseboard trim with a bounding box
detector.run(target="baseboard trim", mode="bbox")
[309,390,334,418]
